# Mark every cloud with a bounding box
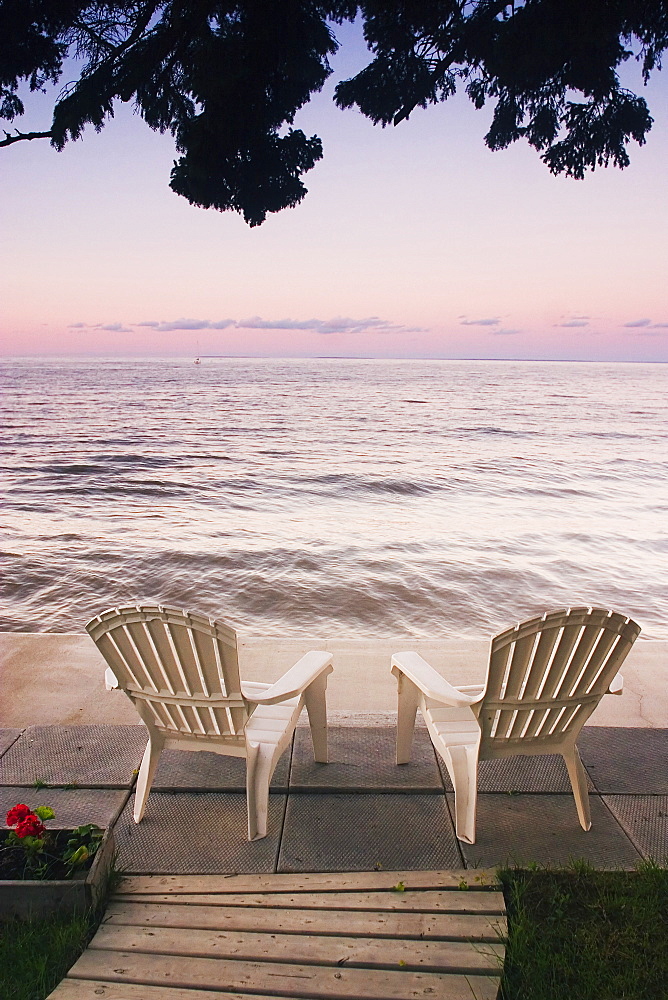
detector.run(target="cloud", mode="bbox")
[489,328,520,336]
[134,318,237,331]
[631,327,668,338]
[235,315,419,335]
[623,318,651,328]
[72,315,422,337]
[237,316,315,330]
[459,317,500,326]
[622,319,668,333]
[154,318,216,331]
[69,321,134,332]
[555,320,589,328]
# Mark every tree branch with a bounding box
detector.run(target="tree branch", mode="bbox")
[0,129,53,148]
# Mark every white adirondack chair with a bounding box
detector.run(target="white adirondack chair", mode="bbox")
[391,607,640,844]
[86,605,333,840]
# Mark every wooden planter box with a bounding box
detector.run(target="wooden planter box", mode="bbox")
[0,827,115,921]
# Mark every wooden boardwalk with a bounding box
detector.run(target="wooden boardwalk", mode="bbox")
[49,870,507,1000]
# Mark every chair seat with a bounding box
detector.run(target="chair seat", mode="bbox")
[243,681,301,745]
[424,701,480,750]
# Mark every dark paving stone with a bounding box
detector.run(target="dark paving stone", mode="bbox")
[0,787,129,829]
[278,793,463,873]
[603,795,668,862]
[451,793,642,869]
[114,792,284,874]
[290,726,442,792]
[578,728,668,793]
[437,751,595,793]
[0,729,22,757]
[0,725,146,788]
[152,740,292,792]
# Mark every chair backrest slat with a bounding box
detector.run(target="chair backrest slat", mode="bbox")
[86,605,248,742]
[479,607,640,754]
[104,626,160,693]
[551,623,606,701]
[156,622,193,696]
[492,633,537,738]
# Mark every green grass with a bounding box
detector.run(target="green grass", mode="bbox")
[0,856,123,1000]
[0,909,97,1000]
[499,861,668,1000]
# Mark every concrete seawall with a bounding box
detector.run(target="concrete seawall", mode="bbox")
[1,632,665,729]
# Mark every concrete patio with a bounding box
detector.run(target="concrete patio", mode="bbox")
[1,722,666,872]
[1,632,666,872]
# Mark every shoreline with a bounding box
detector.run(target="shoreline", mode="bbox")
[2,632,666,729]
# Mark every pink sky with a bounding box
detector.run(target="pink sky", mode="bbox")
[2,22,667,361]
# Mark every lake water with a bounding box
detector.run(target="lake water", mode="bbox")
[2,356,666,639]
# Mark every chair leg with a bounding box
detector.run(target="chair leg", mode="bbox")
[447,744,478,845]
[134,735,163,823]
[396,674,419,764]
[246,742,274,841]
[563,746,592,831]
[304,673,329,763]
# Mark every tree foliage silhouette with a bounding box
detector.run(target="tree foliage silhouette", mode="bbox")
[1,1,666,225]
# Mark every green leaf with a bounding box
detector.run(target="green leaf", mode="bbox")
[33,806,55,821]
[391,881,406,892]
[64,845,89,868]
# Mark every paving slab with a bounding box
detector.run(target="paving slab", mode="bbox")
[113,792,284,874]
[290,726,442,792]
[0,725,146,787]
[602,795,668,862]
[450,793,642,869]
[437,751,595,793]
[151,741,292,793]
[0,787,129,829]
[578,727,668,793]
[0,729,22,757]
[278,793,463,873]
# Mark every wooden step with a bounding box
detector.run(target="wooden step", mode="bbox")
[115,870,498,895]
[48,871,506,1000]
[90,922,505,973]
[105,899,506,940]
[112,889,504,912]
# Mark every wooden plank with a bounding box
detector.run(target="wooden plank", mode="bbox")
[68,949,500,1000]
[105,900,507,941]
[110,889,505,914]
[48,980,280,1000]
[90,923,505,973]
[116,870,498,895]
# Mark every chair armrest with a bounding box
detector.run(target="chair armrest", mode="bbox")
[607,672,624,695]
[456,684,486,696]
[105,667,120,691]
[391,652,483,708]
[244,651,333,706]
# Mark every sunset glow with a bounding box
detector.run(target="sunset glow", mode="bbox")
[2,22,667,362]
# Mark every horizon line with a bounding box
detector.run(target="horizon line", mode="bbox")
[2,354,666,365]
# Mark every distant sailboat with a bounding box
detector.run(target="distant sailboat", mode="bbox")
[194,340,201,364]
[194,356,201,365]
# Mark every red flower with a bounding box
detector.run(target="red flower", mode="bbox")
[6,803,31,826]
[14,814,46,839]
